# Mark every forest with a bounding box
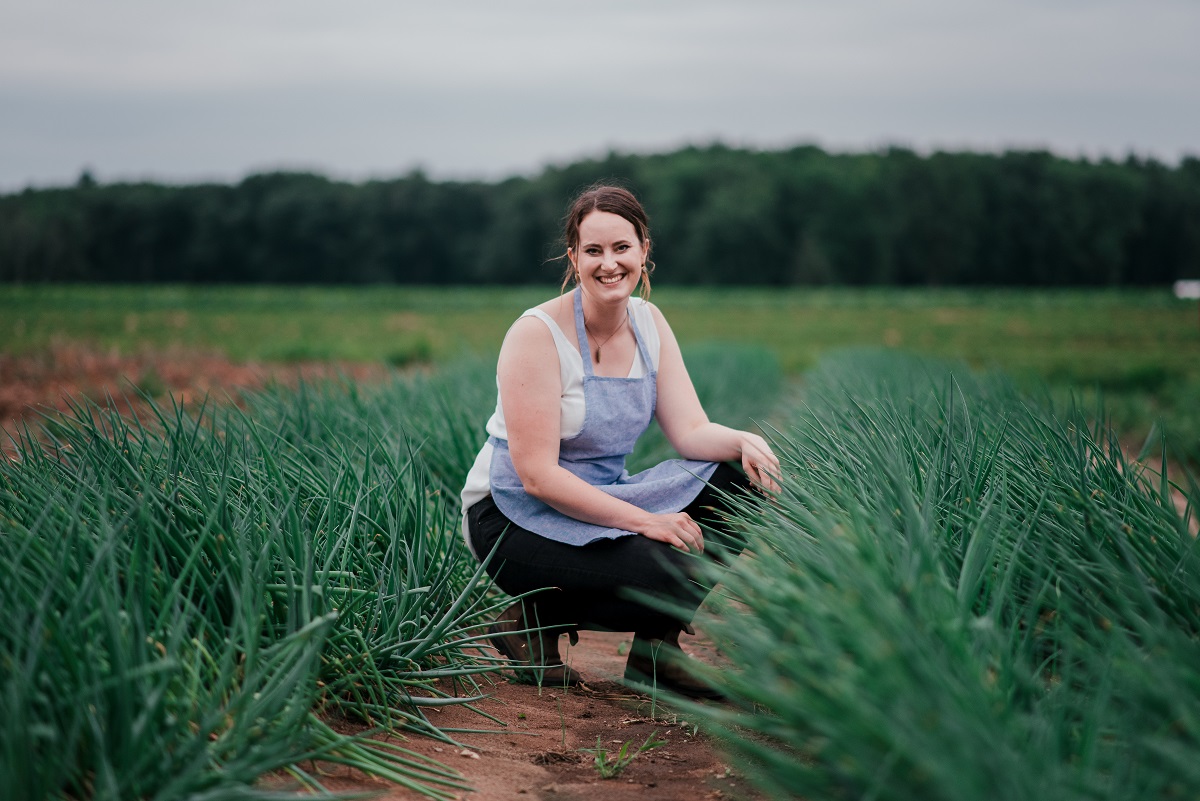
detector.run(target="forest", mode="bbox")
[2,144,1198,286]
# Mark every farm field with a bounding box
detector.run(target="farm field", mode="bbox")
[4,283,1197,458]
[2,284,1199,800]
[3,284,1196,381]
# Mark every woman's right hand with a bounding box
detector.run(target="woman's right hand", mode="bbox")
[639,511,706,553]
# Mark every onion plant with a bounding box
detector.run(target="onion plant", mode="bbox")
[691,349,1199,801]
[0,368,500,799]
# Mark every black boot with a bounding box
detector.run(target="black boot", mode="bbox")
[488,600,583,687]
[623,627,724,700]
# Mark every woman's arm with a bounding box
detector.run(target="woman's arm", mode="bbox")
[650,304,781,493]
[498,316,707,552]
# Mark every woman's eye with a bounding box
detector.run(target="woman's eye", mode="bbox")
[616,244,629,252]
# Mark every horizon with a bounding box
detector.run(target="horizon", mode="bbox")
[11,139,1198,194]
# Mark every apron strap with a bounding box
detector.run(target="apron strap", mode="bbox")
[572,288,595,377]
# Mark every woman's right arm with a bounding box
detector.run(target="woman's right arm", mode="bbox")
[497,316,707,553]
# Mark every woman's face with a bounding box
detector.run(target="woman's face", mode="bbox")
[568,211,648,304]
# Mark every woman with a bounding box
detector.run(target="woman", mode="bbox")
[460,185,779,698]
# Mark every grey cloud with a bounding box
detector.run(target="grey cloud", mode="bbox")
[2,0,1197,189]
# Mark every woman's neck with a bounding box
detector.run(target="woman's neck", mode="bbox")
[579,289,629,331]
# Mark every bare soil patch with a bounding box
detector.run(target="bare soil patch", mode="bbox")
[0,344,386,456]
[295,630,764,801]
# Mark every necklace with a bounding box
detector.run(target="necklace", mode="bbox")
[583,313,627,363]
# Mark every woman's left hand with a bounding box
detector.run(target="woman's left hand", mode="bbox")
[739,432,782,495]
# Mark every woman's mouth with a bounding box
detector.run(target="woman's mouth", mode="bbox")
[597,273,625,285]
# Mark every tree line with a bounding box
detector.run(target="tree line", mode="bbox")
[2,145,1198,285]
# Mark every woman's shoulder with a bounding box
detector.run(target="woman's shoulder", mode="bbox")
[529,294,575,328]
[502,314,556,355]
[503,297,576,358]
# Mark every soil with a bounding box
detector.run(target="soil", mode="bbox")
[0,344,386,458]
[307,630,765,801]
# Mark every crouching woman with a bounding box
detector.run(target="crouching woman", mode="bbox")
[459,185,779,698]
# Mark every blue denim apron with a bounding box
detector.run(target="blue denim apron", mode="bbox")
[488,289,719,546]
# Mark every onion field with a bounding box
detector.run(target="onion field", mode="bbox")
[690,350,1200,800]
[2,286,1198,799]
[0,347,782,799]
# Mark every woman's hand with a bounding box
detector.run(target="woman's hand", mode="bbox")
[739,432,782,495]
[639,511,706,553]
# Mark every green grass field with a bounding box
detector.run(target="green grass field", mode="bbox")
[4,284,1197,454]
[3,284,1196,376]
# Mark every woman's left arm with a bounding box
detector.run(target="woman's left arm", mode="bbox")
[650,304,781,493]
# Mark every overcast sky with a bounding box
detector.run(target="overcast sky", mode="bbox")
[2,0,1197,190]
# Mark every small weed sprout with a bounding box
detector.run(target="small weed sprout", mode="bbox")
[581,730,667,779]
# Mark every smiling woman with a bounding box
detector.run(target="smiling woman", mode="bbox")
[559,185,655,306]
[458,184,780,700]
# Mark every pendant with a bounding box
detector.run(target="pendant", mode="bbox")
[595,346,602,362]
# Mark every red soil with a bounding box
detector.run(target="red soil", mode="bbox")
[0,345,385,456]
[307,630,765,801]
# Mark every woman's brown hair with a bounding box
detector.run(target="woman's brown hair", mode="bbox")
[560,184,654,298]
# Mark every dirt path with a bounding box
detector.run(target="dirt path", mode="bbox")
[311,629,763,801]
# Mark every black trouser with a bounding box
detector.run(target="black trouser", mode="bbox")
[466,463,751,637]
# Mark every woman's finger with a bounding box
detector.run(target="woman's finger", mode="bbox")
[747,458,781,494]
[677,515,704,552]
